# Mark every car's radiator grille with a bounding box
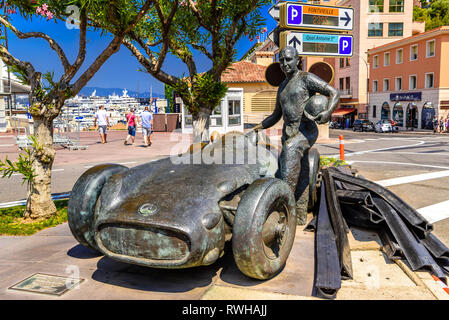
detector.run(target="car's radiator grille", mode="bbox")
[98,224,190,260]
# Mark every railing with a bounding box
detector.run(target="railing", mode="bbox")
[338,89,353,98]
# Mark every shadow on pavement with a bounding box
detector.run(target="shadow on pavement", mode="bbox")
[90,255,222,293]
[67,244,103,259]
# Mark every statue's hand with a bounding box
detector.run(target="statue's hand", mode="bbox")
[313,111,332,125]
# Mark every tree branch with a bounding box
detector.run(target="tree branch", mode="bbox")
[0,16,71,73]
[70,0,153,95]
[61,9,88,84]
[122,38,179,86]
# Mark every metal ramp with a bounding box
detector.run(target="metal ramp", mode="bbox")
[11,108,89,150]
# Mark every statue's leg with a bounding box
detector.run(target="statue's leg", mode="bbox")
[277,133,305,192]
[294,122,319,225]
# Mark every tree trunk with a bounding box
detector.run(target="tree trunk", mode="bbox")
[26,117,57,219]
[192,107,211,143]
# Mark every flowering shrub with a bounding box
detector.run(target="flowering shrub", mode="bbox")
[36,3,53,20]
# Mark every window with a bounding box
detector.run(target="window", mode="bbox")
[396,49,403,64]
[339,78,344,90]
[373,55,379,68]
[210,105,223,127]
[427,40,435,57]
[339,58,345,68]
[395,77,402,91]
[346,77,351,90]
[384,52,390,66]
[389,0,404,13]
[388,23,403,37]
[368,23,383,37]
[426,73,434,88]
[346,58,351,67]
[373,80,378,92]
[383,79,390,91]
[410,45,418,61]
[228,100,241,126]
[373,105,377,118]
[410,75,417,89]
[369,0,384,13]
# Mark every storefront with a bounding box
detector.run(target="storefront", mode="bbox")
[421,102,436,130]
[181,88,244,136]
[332,106,356,128]
[381,102,390,120]
[393,102,404,127]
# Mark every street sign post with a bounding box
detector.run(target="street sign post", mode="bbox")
[279,2,354,32]
[280,31,353,57]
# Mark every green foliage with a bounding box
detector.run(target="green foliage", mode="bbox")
[413,0,449,31]
[320,156,348,168]
[8,65,29,85]
[0,135,37,186]
[0,200,68,236]
[174,73,228,115]
[164,83,174,113]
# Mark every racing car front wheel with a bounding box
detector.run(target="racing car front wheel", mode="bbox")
[68,164,128,251]
[232,178,297,280]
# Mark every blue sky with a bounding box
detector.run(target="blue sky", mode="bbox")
[7,5,278,95]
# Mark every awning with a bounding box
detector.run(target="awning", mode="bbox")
[332,109,355,117]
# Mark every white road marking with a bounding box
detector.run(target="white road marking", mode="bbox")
[417,201,449,224]
[347,140,426,156]
[367,152,449,156]
[352,160,449,170]
[328,139,426,158]
[11,168,65,177]
[375,170,449,187]
[0,144,14,147]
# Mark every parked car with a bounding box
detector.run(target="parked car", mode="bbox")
[330,121,343,129]
[375,120,393,133]
[353,120,375,132]
[67,131,321,280]
[387,120,400,133]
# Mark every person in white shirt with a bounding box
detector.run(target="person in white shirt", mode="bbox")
[94,105,110,144]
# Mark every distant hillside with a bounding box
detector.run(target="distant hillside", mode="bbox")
[79,87,164,98]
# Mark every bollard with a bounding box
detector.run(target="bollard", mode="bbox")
[339,135,345,161]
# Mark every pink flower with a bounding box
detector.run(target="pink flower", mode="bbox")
[46,12,53,20]
[36,7,42,14]
[42,3,48,11]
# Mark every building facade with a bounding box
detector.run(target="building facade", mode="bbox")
[368,27,449,130]
[334,0,424,119]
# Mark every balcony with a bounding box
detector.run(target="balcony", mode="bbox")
[338,89,353,99]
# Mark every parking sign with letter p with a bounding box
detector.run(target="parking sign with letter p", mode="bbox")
[287,5,302,25]
[339,36,353,56]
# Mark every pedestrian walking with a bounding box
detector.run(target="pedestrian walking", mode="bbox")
[94,105,109,144]
[433,115,439,133]
[124,108,138,146]
[446,115,449,133]
[139,106,153,147]
[439,116,445,133]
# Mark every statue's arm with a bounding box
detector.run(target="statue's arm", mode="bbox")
[308,74,340,124]
[253,95,282,131]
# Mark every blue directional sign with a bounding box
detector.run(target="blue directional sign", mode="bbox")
[279,2,354,32]
[281,31,353,57]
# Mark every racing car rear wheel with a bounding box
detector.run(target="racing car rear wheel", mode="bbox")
[308,148,321,211]
[232,178,297,280]
[68,164,128,251]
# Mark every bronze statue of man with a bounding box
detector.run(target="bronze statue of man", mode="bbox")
[253,46,339,192]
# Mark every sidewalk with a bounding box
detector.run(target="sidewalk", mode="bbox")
[0,218,446,300]
[1,130,447,300]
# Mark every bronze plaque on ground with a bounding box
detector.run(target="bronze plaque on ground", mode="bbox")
[9,273,84,296]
